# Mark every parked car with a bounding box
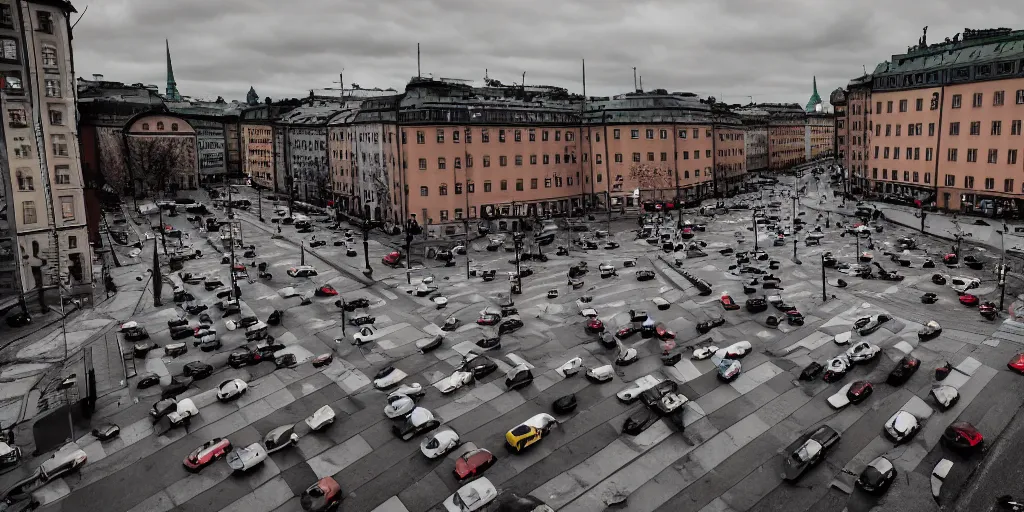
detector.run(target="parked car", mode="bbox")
[782,425,841,481]
[505,413,556,452]
[497,316,524,335]
[305,405,336,431]
[373,366,408,389]
[160,375,193,399]
[299,476,343,512]
[884,410,920,443]
[857,456,897,495]
[440,369,475,394]
[887,356,921,386]
[635,270,656,281]
[616,375,662,403]
[0,442,21,469]
[216,379,248,401]
[942,422,983,452]
[717,358,742,381]
[136,372,160,389]
[721,341,752,358]
[37,444,88,482]
[123,326,150,342]
[442,477,497,512]
[846,381,874,404]
[183,361,214,379]
[585,365,614,383]
[183,438,232,472]
[623,409,659,435]
[846,342,881,363]
[167,398,199,427]
[461,354,498,379]
[420,429,460,459]
[454,448,497,481]
[263,424,299,454]
[393,407,441,441]
[720,293,740,311]
[931,385,960,411]
[133,342,158,358]
[855,314,891,336]
[338,297,370,311]
[5,311,31,328]
[919,321,942,341]
[505,364,534,391]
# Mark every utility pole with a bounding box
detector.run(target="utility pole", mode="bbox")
[752,215,759,252]
[632,67,637,92]
[227,181,239,298]
[601,111,612,233]
[821,254,827,301]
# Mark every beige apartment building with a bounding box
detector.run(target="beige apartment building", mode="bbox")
[0,0,91,306]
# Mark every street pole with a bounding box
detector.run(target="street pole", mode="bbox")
[826,211,830,229]
[464,219,470,279]
[752,215,759,252]
[341,298,346,337]
[258,187,264,223]
[999,263,1007,311]
[362,220,372,274]
[821,254,827,302]
[793,237,800,264]
[227,180,238,298]
[406,229,414,285]
[514,232,523,293]
[856,232,860,257]
[300,243,305,266]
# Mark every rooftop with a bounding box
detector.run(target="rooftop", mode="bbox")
[874,27,1024,76]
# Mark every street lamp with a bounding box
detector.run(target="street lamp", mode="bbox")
[512,232,524,295]
[820,253,827,301]
[257,186,264,223]
[752,214,759,253]
[361,218,374,275]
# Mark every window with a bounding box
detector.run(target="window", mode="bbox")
[454,182,463,194]
[993,121,1002,136]
[683,151,689,160]
[989,149,999,164]
[0,38,15,61]
[514,129,521,142]
[515,179,524,191]
[614,153,623,163]
[995,90,1005,106]
[883,147,890,159]
[985,178,995,190]
[925,173,931,184]
[904,171,910,181]
[896,125,901,137]
[22,201,35,224]
[48,107,63,125]
[500,180,507,191]
[515,155,522,166]
[2,70,22,91]
[694,151,700,160]
[454,157,462,169]
[528,129,535,142]
[483,156,490,167]
[595,154,602,164]
[967,148,978,163]
[418,158,427,170]
[928,123,935,136]
[972,93,983,107]
[452,130,460,143]
[542,130,549,141]
[0,4,11,27]
[51,134,67,156]
[437,157,446,170]
[1018,90,1024,105]
[899,99,908,112]
[566,131,574,141]
[15,169,33,191]
[7,108,25,127]
[499,129,506,143]
[645,129,654,139]
[37,11,53,33]
[926,148,933,161]
[952,94,962,108]
[68,236,77,249]
[632,152,641,162]
[913,172,919,183]
[542,155,549,164]
[1013,120,1022,135]
[55,165,70,185]
[419,186,428,196]
[660,129,667,139]
[60,196,74,220]
[1010,149,1019,165]
[530,155,537,165]
[438,210,448,222]
[948,148,958,161]
[945,174,955,186]
[693,128,699,138]
[886,101,893,113]
[950,122,960,136]
[530,178,537,189]
[646,152,654,162]
[630,129,639,139]
[705,150,712,158]
[1007,179,1016,192]
[13,137,29,158]
[876,101,882,113]
[970,122,980,136]
[678,129,686,139]
[613,129,620,139]
[481,129,489,143]
[893,147,899,160]
[435,129,444,143]
[415,131,425,144]
[555,154,561,164]
[464,129,472,143]
[885,125,891,136]
[875,125,881,137]
[916,98,923,111]
[660,152,667,162]
[554,131,561,142]
[883,169,888,179]
[468,181,475,193]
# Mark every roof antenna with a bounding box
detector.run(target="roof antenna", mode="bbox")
[863,65,867,75]
[71,5,88,30]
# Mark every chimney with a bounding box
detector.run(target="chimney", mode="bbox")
[92,74,104,81]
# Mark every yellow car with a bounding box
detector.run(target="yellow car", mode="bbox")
[505,413,557,452]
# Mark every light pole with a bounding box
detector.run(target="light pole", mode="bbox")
[227,180,239,299]
[821,253,827,302]
[300,243,305,266]
[464,218,471,279]
[362,219,373,275]
[752,214,759,252]
[257,187,264,223]
[340,298,346,337]
[999,226,1008,310]
[512,232,523,295]
[826,211,830,228]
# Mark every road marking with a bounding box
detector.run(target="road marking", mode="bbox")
[218,475,293,512]
[369,496,411,512]
[307,434,373,478]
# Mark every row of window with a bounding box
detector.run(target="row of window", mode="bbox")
[875,90,1024,116]
[873,145,934,162]
[945,147,1019,165]
[939,174,1020,193]
[419,176,575,196]
[0,36,59,66]
[871,168,932,185]
[0,5,55,33]
[140,121,181,132]
[416,152,578,170]
[413,128,576,144]
[19,196,76,225]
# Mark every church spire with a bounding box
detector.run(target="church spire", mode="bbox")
[805,75,822,113]
[165,39,182,101]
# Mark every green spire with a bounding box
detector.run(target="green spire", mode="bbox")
[805,76,822,113]
[165,39,181,101]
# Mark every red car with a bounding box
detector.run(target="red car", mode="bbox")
[585,318,605,334]
[959,294,979,306]
[315,284,338,297]
[942,422,983,451]
[1007,353,1024,374]
[681,227,694,239]
[300,476,343,511]
[846,381,873,404]
[454,448,497,481]
[382,251,402,268]
[183,438,232,472]
[616,326,638,339]
[311,353,333,368]
[720,294,740,311]
[655,323,675,340]
[477,313,501,326]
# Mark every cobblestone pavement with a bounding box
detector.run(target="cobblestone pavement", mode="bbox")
[3,183,1023,512]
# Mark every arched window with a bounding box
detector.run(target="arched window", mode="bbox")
[439,183,448,196]
[156,122,164,130]
[141,123,150,130]
[171,123,179,131]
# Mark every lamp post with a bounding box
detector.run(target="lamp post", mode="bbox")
[826,211,830,229]
[257,186,264,223]
[821,253,827,302]
[340,298,346,337]
[752,214,759,253]
[513,232,523,295]
[464,218,471,279]
[300,243,305,266]
[362,219,372,275]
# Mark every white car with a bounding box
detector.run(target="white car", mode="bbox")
[949,276,980,294]
[585,365,614,383]
[167,398,199,427]
[580,307,598,318]
[287,265,318,278]
[305,405,336,431]
[420,429,460,459]
[692,345,720,360]
[226,442,268,472]
[846,342,881,363]
[652,297,670,310]
[616,375,662,403]
[216,379,248,401]
[931,385,960,410]
[833,332,852,345]
[884,410,920,443]
[349,326,380,346]
[717,359,742,381]
[440,369,474,394]
[373,368,408,389]
[558,357,583,377]
[443,477,498,512]
[389,383,425,400]
[717,341,753,359]
[384,394,416,419]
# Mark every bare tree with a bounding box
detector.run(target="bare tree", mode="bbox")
[128,137,180,196]
[629,163,673,199]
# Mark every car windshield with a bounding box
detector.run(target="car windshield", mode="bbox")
[793,440,822,462]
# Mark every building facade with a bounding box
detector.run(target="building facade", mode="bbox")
[862,27,1024,213]
[830,88,847,163]
[0,0,92,306]
[739,109,769,173]
[806,112,836,161]
[760,104,808,170]
[844,75,873,194]
[239,100,299,191]
[274,103,343,205]
[123,112,199,192]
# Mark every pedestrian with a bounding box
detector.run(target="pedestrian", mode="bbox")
[277,225,282,234]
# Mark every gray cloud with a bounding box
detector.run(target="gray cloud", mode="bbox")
[71,0,1024,105]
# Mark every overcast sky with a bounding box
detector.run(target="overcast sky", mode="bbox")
[71,0,1023,106]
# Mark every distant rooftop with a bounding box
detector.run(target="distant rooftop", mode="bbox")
[874,27,1024,76]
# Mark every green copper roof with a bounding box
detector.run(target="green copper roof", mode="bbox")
[805,76,821,113]
[165,39,182,101]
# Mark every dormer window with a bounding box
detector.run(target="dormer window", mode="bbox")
[156,122,164,130]
[170,123,178,131]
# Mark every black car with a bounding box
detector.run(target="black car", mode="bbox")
[91,423,121,441]
[640,380,679,408]
[237,316,260,329]
[476,335,501,351]
[133,342,158,358]
[184,302,208,315]
[505,365,534,390]
[782,425,841,481]
[886,356,921,386]
[623,409,659,435]
[183,362,214,379]
[462,355,498,379]
[799,362,824,381]
[856,456,897,494]
[349,314,376,326]
[150,398,177,420]
[338,298,370,311]
[137,372,160,389]
[553,394,578,414]
[696,317,725,334]
[170,327,193,341]
[497,317,524,335]
[635,270,656,281]
[745,298,768,313]
[123,326,150,342]
[275,353,298,369]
